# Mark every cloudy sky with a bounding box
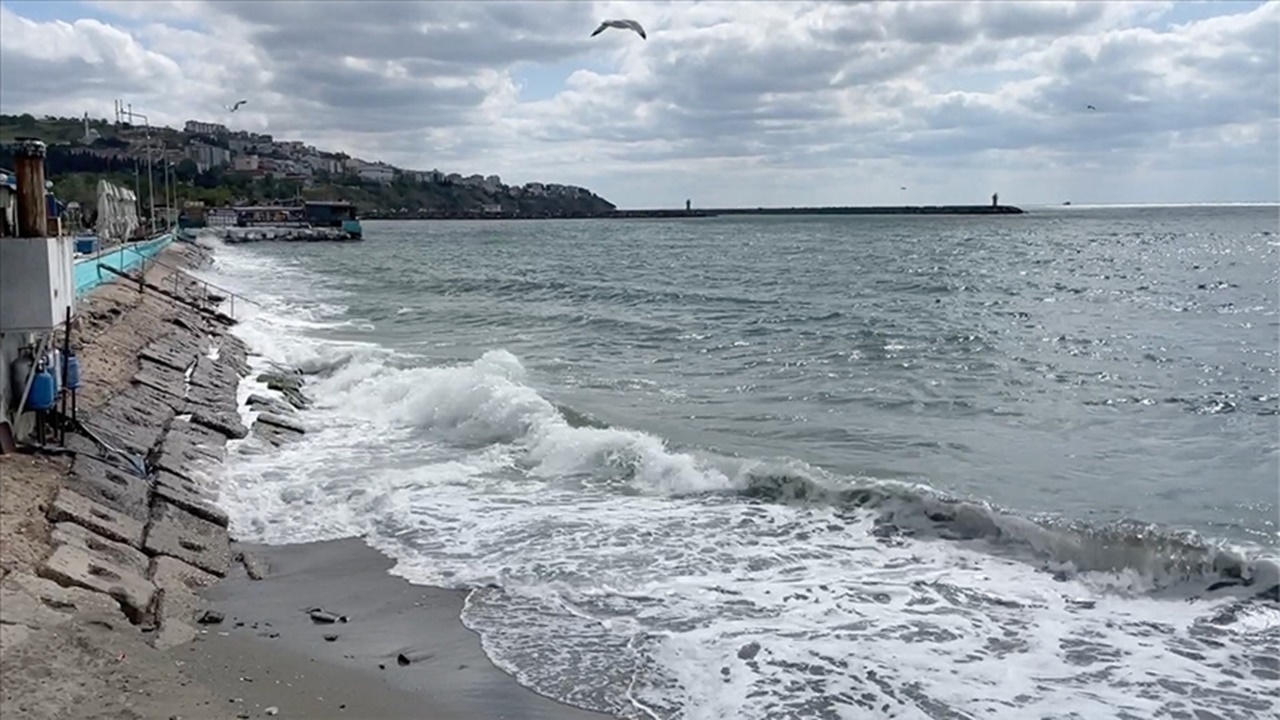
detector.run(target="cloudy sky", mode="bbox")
[0,0,1275,208]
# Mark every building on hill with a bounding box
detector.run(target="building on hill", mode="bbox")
[184,120,228,135]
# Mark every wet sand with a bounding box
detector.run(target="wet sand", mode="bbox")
[193,538,615,719]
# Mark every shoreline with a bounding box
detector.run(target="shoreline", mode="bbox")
[0,240,617,719]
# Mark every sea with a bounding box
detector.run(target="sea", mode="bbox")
[194,205,1280,720]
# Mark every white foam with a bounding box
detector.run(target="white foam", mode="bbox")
[199,243,1280,720]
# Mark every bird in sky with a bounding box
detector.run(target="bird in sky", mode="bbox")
[224,100,248,112]
[1086,104,1097,111]
[591,19,647,40]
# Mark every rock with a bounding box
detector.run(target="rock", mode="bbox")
[38,544,156,624]
[50,521,150,577]
[47,487,145,549]
[154,470,229,527]
[62,454,151,522]
[252,421,302,448]
[397,653,410,667]
[235,551,268,580]
[132,358,189,401]
[737,641,761,661]
[257,372,311,409]
[323,634,338,642]
[308,610,342,624]
[143,500,232,576]
[197,610,225,625]
[191,409,249,440]
[257,412,305,434]
[265,708,279,717]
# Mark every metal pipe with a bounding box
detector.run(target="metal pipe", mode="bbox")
[13,137,48,238]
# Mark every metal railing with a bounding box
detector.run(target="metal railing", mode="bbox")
[97,242,259,321]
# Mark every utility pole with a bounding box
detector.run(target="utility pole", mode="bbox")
[118,101,156,235]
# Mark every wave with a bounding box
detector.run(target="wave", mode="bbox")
[278,341,1278,600]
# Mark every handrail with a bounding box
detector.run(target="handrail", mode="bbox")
[104,242,260,320]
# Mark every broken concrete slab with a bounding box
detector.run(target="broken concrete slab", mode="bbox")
[0,572,125,632]
[143,499,231,576]
[62,454,150,522]
[147,556,219,650]
[190,357,240,395]
[153,470,228,527]
[132,357,188,399]
[47,487,145,549]
[38,544,155,624]
[191,408,248,440]
[50,522,150,578]
[186,382,239,415]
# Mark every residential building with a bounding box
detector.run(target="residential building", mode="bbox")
[188,142,231,172]
[184,120,229,135]
[356,165,395,184]
[232,154,260,172]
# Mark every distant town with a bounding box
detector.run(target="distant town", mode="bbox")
[0,110,619,220]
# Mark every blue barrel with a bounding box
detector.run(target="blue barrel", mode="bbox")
[75,237,98,254]
[28,365,56,411]
[64,353,81,390]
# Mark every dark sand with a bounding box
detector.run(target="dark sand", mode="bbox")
[193,538,616,720]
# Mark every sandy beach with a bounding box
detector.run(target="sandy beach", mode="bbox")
[0,239,616,720]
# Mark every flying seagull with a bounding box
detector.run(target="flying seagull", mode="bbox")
[224,100,248,112]
[591,19,646,40]
[1086,104,1097,111]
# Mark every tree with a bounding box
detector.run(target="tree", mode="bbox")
[175,159,200,183]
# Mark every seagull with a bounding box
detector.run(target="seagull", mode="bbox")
[224,100,248,112]
[1086,104,1097,111]
[591,19,646,40]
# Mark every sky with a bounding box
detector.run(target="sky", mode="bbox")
[0,0,1276,209]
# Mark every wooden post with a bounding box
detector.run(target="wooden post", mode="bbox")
[13,138,48,238]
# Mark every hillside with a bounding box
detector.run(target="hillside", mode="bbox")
[0,113,617,218]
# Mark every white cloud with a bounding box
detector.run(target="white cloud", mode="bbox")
[0,0,1275,206]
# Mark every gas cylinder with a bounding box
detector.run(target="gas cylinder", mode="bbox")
[27,363,56,412]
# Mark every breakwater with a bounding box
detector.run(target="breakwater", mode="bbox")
[361,204,1024,220]
[196,226,359,244]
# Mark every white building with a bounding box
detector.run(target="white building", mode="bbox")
[184,120,228,135]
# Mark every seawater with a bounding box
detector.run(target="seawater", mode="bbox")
[198,206,1279,720]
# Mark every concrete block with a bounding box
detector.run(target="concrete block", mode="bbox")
[62,454,150,521]
[139,330,205,372]
[92,384,178,455]
[147,555,218,649]
[47,487,145,549]
[0,572,124,631]
[132,357,188,401]
[154,469,228,527]
[190,356,240,394]
[154,419,226,479]
[50,521,150,577]
[38,544,156,624]
[143,499,231,576]
[247,393,295,415]
[191,408,248,440]
[0,624,31,658]
[257,412,306,434]
[252,420,302,447]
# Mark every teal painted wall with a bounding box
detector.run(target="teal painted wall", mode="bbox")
[73,234,173,297]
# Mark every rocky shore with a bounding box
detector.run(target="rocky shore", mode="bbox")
[0,240,616,720]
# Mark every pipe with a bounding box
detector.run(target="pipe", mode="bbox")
[13,137,48,238]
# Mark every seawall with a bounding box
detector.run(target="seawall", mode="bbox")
[0,241,308,718]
